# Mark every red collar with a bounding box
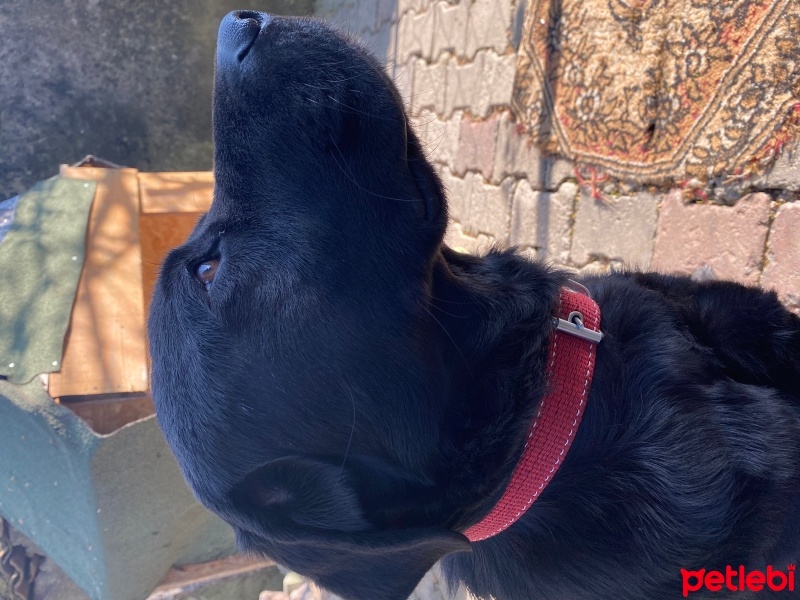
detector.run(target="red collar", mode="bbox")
[464,282,603,542]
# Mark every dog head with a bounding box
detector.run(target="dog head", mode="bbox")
[149,12,469,600]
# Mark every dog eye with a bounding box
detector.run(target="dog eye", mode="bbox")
[196,259,219,290]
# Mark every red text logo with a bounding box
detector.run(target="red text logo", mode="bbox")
[681,565,795,596]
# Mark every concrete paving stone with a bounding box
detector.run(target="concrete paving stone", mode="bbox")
[751,139,800,192]
[391,57,415,109]
[499,151,575,191]
[445,221,476,252]
[432,1,469,60]
[411,110,463,165]
[465,0,513,58]
[444,50,515,118]
[409,109,437,151]
[546,157,577,190]
[651,191,771,285]
[510,180,577,264]
[411,8,436,61]
[571,190,660,269]
[467,176,515,241]
[454,112,501,179]
[396,7,436,60]
[444,52,482,115]
[395,11,415,60]
[476,51,516,118]
[433,110,464,166]
[492,111,542,184]
[440,169,514,241]
[398,0,433,15]
[492,112,577,191]
[411,56,448,114]
[440,166,473,223]
[476,232,498,252]
[761,201,800,314]
[445,222,496,255]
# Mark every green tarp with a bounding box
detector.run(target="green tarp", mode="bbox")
[0,177,96,383]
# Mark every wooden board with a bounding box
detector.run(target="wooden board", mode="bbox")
[139,212,203,314]
[138,172,214,214]
[62,393,155,435]
[148,555,281,600]
[48,167,148,397]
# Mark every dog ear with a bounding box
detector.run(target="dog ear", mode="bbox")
[229,456,470,600]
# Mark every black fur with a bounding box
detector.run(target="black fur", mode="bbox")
[148,12,800,600]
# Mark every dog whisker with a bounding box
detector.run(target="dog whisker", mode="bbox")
[430,304,468,319]
[325,94,398,122]
[428,295,473,306]
[302,94,398,123]
[338,385,357,479]
[328,134,420,202]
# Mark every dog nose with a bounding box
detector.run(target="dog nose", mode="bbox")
[231,10,271,28]
[218,10,271,62]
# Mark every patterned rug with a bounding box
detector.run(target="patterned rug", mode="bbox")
[513,0,800,189]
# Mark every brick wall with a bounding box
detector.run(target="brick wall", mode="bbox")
[313,0,800,315]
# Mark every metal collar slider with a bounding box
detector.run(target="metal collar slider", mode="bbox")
[552,280,604,344]
[552,313,604,343]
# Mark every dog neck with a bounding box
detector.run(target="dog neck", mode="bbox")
[425,248,573,529]
[354,249,598,537]
[462,283,602,541]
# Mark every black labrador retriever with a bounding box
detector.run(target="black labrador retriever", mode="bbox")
[148,12,800,600]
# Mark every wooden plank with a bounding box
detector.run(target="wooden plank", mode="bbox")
[138,172,214,214]
[48,167,148,397]
[139,212,202,314]
[61,393,155,435]
[147,556,281,600]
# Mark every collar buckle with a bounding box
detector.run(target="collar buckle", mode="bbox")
[552,315,604,343]
[554,280,604,343]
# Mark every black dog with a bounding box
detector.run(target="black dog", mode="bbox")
[148,12,800,600]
